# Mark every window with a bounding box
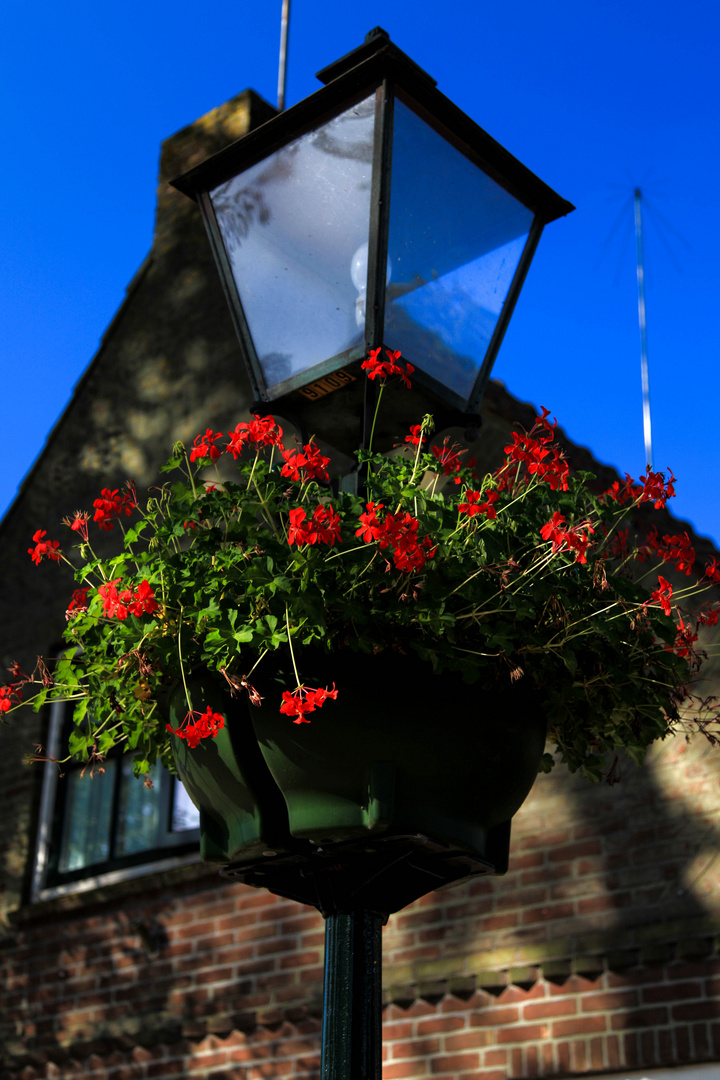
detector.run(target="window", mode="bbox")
[32,701,201,901]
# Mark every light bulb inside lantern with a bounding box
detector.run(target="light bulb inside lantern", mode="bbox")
[350,242,392,328]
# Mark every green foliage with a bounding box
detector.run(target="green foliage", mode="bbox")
[8,395,719,782]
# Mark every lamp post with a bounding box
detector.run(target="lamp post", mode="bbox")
[172,29,573,1080]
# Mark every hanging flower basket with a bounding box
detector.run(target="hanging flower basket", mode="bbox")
[168,648,547,868]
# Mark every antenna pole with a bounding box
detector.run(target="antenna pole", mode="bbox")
[634,187,653,470]
[277,0,291,112]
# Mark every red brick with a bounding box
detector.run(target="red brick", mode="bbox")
[578,893,632,914]
[675,1024,692,1060]
[552,1014,607,1037]
[581,989,638,1012]
[611,1006,669,1029]
[673,1001,720,1021]
[391,1038,440,1059]
[520,902,576,926]
[556,1040,571,1073]
[444,1031,492,1051]
[524,1044,539,1078]
[547,840,602,862]
[524,998,576,1020]
[416,1017,465,1036]
[482,913,519,931]
[429,1052,480,1072]
[497,1023,549,1044]
[482,1049,508,1067]
[643,980,703,1003]
[624,1031,640,1067]
[469,1006,519,1027]
[693,1021,711,1059]
[640,1029,656,1064]
[383,1062,429,1079]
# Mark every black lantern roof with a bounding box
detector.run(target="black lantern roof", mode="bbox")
[172,28,573,424]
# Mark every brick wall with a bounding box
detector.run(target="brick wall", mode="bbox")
[3,731,720,1078]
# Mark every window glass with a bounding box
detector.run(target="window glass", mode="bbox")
[36,702,200,896]
[116,760,163,856]
[58,760,117,872]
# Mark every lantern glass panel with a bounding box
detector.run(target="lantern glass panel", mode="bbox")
[385,99,534,402]
[209,94,376,392]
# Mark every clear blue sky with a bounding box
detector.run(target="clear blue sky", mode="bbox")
[2,1,718,543]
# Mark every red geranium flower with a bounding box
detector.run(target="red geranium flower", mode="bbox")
[361,347,414,388]
[28,530,62,565]
[280,443,330,482]
[647,576,673,617]
[166,706,225,748]
[93,485,137,531]
[189,428,224,463]
[66,587,90,620]
[226,415,284,457]
[279,684,338,724]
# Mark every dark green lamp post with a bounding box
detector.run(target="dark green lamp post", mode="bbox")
[172,28,573,1080]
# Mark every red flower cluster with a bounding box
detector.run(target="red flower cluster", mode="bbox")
[669,614,699,659]
[356,503,435,573]
[361,347,414,388]
[281,444,330,482]
[458,489,499,520]
[704,557,720,583]
[93,486,137,531]
[279,683,338,724]
[541,512,595,564]
[62,511,90,542]
[602,475,639,505]
[647,575,673,617]
[501,410,569,493]
[98,579,160,620]
[602,468,676,509]
[66,587,90,620]
[189,428,225,463]
[166,706,225,748]
[640,528,696,576]
[698,605,720,627]
[0,683,21,714]
[638,467,676,509]
[431,439,473,481]
[28,529,62,566]
[227,416,284,457]
[405,424,425,447]
[287,505,342,546]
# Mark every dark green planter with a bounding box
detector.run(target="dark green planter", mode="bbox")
[169,649,547,913]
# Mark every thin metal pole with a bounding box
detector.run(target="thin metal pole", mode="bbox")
[321,911,383,1080]
[634,187,653,470]
[277,0,291,112]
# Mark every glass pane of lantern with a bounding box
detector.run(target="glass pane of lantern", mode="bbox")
[209,94,376,393]
[386,100,534,404]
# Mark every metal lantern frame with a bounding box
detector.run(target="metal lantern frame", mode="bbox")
[172,28,573,422]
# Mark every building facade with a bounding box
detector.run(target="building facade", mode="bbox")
[1,87,720,1080]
